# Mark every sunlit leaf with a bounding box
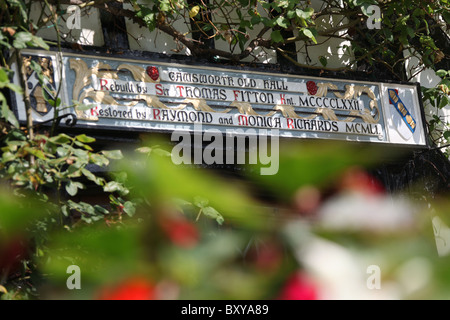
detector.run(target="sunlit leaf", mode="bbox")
[436,70,448,78]
[302,28,317,44]
[202,206,224,225]
[189,5,200,18]
[102,150,123,160]
[76,134,96,144]
[66,181,84,196]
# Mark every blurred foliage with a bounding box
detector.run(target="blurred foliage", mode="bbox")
[0,137,449,300]
[0,0,449,301]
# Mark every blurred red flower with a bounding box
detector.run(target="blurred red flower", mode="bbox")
[97,277,156,300]
[277,271,318,300]
[247,241,283,273]
[293,185,322,217]
[338,167,384,196]
[0,235,28,275]
[146,66,159,81]
[159,216,199,249]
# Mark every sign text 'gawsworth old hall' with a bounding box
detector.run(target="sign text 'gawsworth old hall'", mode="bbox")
[13,49,427,147]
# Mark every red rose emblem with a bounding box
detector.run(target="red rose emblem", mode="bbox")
[306,81,317,95]
[146,66,159,81]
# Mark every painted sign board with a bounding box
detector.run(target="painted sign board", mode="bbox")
[12,49,428,147]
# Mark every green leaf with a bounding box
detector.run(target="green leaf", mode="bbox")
[173,198,193,208]
[109,194,119,206]
[298,17,308,27]
[0,67,8,83]
[102,150,123,160]
[73,148,89,163]
[152,148,171,157]
[5,82,22,93]
[319,56,328,67]
[136,6,157,31]
[123,201,136,217]
[47,98,60,108]
[74,140,93,151]
[443,11,450,24]
[1,103,19,128]
[73,101,95,111]
[444,130,450,140]
[90,153,109,166]
[194,196,209,208]
[13,32,32,49]
[436,70,448,78]
[302,28,317,44]
[202,206,225,225]
[296,7,314,20]
[271,30,283,43]
[49,134,72,145]
[406,27,415,39]
[383,28,394,42]
[7,0,27,19]
[66,181,84,196]
[94,205,109,215]
[110,171,128,184]
[24,147,46,160]
[76,134,96,143]
[276,16,289,28]
[441,79,450,88]
[136,146,152,154]
[61,205,70,217]
[66,164,82,178]
[81,168,104,185]
[2,152,16,162]
[262,17,275,27]
[104,181,125,193]
[438,95,449,109]
[30,35,49,50]
[261,1,272,10]
[276,0,289,8]
[0,35,11,50]
[202,24,213,32]
[251,15,261,25]
[286,10,296,20]
[159,0,171,12]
